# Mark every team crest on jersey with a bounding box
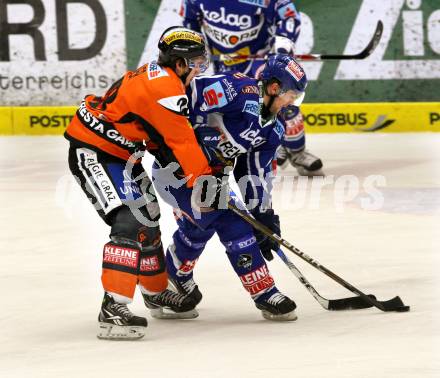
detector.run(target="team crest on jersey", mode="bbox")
[242,100,260,117]
[242,85,259,95]
[238,254,253,271]
[202,82,228,110]
[238,0,270,8]
[148,62,168,80]
[277,3,297,20]
[286,60,304,81]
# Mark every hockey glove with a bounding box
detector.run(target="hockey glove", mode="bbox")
[192,173,230,211]
[251,209,281,261]
[272,36,296,55]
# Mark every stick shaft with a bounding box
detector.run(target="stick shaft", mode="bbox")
[227,202,396,312]
[212,21,383,63]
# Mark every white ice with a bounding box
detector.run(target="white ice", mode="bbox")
[0,134,439,378]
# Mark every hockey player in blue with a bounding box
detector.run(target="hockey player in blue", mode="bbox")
[152,54,307,321]
[179,0,323,175]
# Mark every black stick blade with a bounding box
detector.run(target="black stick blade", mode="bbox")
[328,294,376,310]
[379,296,410,312]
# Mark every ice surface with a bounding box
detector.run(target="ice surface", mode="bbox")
[0,134,439,378]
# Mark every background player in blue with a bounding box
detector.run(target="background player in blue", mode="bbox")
[152,54,307,321]
[179,0,324,175]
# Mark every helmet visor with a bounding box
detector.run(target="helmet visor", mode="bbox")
[281,89,306,107]
[186,53,209,73]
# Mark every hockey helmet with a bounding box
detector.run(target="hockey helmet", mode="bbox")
[158,26,209,72]
[259,54,307,106]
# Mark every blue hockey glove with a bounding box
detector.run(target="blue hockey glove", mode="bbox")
[272,36,296,55]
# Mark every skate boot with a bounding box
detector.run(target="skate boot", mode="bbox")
[97,292,147,340]
[255,289,297,321]
[142,289,199,319]
[289,148,323,176]
[276,145,290,169]
[170,277,203,306]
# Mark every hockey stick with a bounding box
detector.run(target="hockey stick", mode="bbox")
[275,248,375,310]
[212,20,383,62]
[227,202,410,312]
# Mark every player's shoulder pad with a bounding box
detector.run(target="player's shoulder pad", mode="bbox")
[227,73,261,119]
[149,64,189,117]
[157,94,190,117]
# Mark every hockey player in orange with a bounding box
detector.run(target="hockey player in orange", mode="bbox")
[65,26,213,340]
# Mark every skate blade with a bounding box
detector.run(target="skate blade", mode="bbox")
[261,310,298,322]
[149,307,199,320]
[97,322,146,340]
[295,167,325,177]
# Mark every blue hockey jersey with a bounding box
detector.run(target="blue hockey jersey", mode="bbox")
[188,72,286,209]
[180,0,301,74]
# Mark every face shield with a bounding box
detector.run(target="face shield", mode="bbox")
[277,88,306,112]
[185,53,209,73]
[279,87,306,107]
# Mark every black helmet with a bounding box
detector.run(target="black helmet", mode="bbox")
[158,26,207,66]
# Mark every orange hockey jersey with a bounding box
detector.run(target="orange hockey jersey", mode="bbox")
[65,62,212,187]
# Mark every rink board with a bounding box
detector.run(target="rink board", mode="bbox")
[0,103,439,135]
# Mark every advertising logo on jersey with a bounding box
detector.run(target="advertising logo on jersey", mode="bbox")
[240,265,275,296]
[147,61,168,80]
[274,118,286,139]
[233,72,248,80]
[286,60,304,81]
[242,85,259,95]
[140,255,160,272]
[242,100,260,117]
[179,259,198,274]
[277,3,297,20]
[203,16,264,49]
[222,78,238,101]
[103,244,139,269]
[238,0,270,8]
[200,5,252,29]
[202,81,228,110]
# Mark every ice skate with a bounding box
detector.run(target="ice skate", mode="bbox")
[255,290,297,321]
[142,289,199,319]
[276,145,291,169]
[289,148,323,176]
[277,146,324,176]
[169,277,203,306]
[97,292,147,340]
